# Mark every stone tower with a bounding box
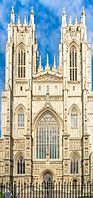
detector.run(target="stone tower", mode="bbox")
[0,7,93,185]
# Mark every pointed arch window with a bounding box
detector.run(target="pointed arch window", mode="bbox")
[17,157,25,174]
[36,113,60,159]
[70,46,77,81]
[71,108,78,129]
[70,157,79,174]
[18,46,26,78]
[18,108,24,127]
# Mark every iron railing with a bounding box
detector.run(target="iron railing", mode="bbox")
[0,182,93,198]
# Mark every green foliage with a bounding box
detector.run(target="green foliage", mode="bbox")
[0,193,5,198]
[0,193,13,198]
[80,196,93,198]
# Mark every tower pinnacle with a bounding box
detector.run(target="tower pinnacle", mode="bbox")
[10,6,15,23]
[62,8,66,27]
[81,7,86,26]
[30,7,34,25]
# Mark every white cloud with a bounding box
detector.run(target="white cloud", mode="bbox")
[39,0,83,17]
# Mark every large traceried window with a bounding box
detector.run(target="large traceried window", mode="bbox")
[36,113,60,159]
[18,108,24,128]
[71,108,78,129]
[17,157,25,174]
[18,46,26,78]
[70,46,77,81]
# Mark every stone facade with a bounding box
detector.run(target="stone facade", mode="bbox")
[0,7,93,185]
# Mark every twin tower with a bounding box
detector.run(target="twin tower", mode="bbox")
[0,6,92,185]
[9,6,87,71]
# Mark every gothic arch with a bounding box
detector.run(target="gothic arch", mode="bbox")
[14,152,25,174]
[14,104,26,137]
[69,41,78,50]
[40,169,56,183]
[68,104,81,115]
[14,151,25,160]
[33,107,61,160]
[14,103,26,115]
[33,107,62,130]
[17,42,26,49]
[70,151,80,159]
[70,152,80,175]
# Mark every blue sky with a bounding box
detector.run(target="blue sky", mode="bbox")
[0,0,93,136]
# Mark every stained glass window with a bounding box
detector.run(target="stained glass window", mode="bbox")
[36,113,60,159]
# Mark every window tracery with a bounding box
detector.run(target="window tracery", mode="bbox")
[36,113,60,159]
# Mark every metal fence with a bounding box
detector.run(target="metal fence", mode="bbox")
[0,182,93,198]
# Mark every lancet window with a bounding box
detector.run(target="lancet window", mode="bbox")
[18,47,26,78]
[17,157,25,174]
[70,46,77,81]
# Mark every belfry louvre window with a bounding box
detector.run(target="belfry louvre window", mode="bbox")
[18,108,24,127]
[70,46,77,81]
[18,47,26,78]
[36,113,60,159]
[17,157,25,174]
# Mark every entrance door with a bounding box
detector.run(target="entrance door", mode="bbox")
[43,172,53,183]
[43,172,53,198]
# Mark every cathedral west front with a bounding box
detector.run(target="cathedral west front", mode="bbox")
[0,6,93,185]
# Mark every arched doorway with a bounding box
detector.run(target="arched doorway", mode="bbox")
[43,172,53,183]
[73,179,77,188]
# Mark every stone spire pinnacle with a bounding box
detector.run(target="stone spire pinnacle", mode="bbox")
[11,6,15,23]
[46,54,50,71]
[24,15,27,25]
[30,7,34,25]
[38,55,43,72]
[18,15,21,25]
[52,55,56,71]
[69,16,72,25]
[75,17,78,25]
[81,6,86,26]
[62,8,66,27]
[39,55,42,67]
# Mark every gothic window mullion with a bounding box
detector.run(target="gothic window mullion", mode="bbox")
[36,113,60,160]
[18,47,26,78]
[70,46,77,81]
